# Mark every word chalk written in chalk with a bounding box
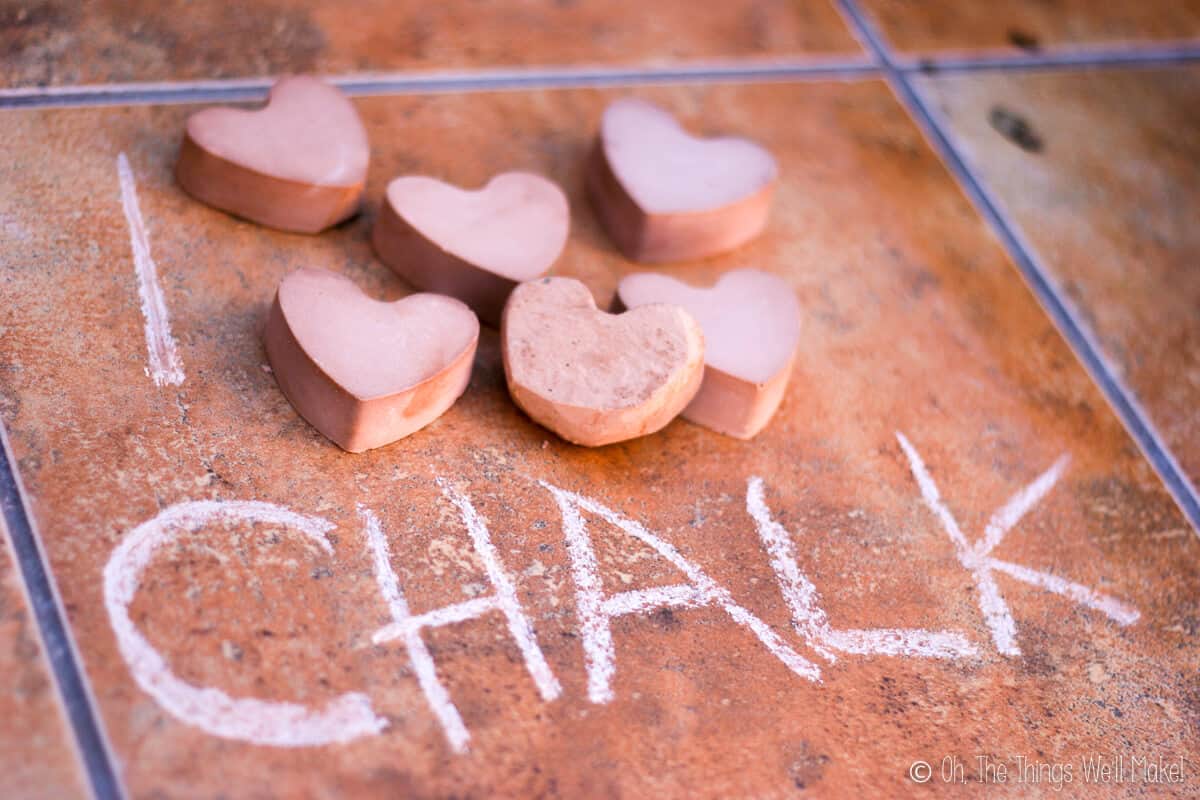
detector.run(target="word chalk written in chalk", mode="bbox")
[104,435,1140,753]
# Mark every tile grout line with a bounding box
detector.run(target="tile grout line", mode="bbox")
[1,42,1199,108]
[834,0,1200,535]
[898,46,1200,74]
[0,61,878,108]
[0,423,125,800]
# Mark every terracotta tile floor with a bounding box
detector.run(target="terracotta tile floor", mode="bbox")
[0,532,87,799]
[917,65,1200,503]
[858,0,1200,59]
[0,0,862,88]
[1,3,1198,799]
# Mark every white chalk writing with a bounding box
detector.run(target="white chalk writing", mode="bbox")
[896,432,1139,656]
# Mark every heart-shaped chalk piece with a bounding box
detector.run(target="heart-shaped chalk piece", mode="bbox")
[501,277,705,447]
[615,269,799,439]
[264,268,479,452]
[587,98,778,263]
[176,76,369,234]
[372,172,569,326]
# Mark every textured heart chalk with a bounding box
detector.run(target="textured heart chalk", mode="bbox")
[502,277,704,447]
[372,172,569,325]
[616,269,799,439]
[176,76,369,234]
[588,98,777,263]
[264,269,479,452]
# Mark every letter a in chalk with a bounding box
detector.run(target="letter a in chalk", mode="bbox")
[540,481,821,704]
[364,479,561,753]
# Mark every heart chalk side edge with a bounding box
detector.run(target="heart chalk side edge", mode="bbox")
[263,290,478,452]
[611,279,798,440]
[585,136,776,264]
[176,127,365,235]
[500,279,706,447]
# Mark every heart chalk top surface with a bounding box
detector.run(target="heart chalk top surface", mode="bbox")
[385,173,569,280]
[278,269,478,400]
[187,76,369,187]
[601,98,778,214]
[617,269,799,384]
[503,277,703,410]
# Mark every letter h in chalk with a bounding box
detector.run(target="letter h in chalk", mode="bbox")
[362,480,561,753]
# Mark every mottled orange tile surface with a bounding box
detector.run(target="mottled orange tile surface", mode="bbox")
[917,66,1200,506]
[0,81,1197,797]
[858,0,1200,57]
[0,532,87,799]
[0,0,861,88]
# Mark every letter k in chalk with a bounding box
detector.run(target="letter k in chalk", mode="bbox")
[895,432,1139,656]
